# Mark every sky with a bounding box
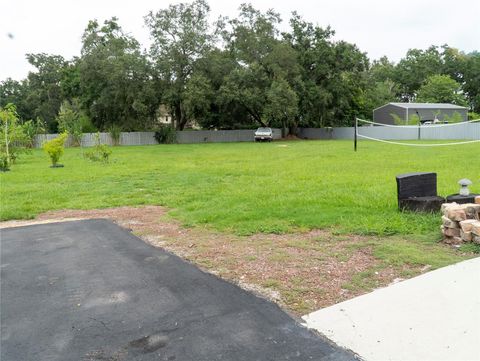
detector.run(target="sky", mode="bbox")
[1,0,479,81]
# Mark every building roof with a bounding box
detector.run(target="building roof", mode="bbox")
[388,103,467,110]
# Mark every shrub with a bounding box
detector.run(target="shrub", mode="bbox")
[108,124,122,146]
[0,154,9,172]
[57,100,83,146]
[43,132,68,167]
[80,115,97,133]
[154,125,176,144]
[84,133,112,163]
[22,117,46,148]
[468,112,480,120]
[443,111,463,124]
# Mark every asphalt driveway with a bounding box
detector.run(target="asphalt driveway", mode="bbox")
[1,219,356,361]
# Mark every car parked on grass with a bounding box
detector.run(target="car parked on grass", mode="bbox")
[254,127,273,142]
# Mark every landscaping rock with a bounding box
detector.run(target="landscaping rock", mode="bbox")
[472,222,480,236]
[441,203,480,244]
[447,208,467,222]
[441,202,459,215]
[443,236,464,245]
[442,216,459,228]
[464,204,480,219]
[459,220,478,233]
[460,230,473,242]
[441,226,461,238]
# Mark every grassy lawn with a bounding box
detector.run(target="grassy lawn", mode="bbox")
[1,140,478,235]
[2,140,478,313]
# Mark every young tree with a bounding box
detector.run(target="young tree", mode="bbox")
[145,0,213,130]
[43,132,68,167]
[0,104,28,170]
[56,100,83,146]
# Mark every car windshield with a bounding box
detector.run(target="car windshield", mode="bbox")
[257,128,271,132]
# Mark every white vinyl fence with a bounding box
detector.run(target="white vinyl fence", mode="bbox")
[34,132,157,148]
[299,123,480,141]
[32,123,479,148]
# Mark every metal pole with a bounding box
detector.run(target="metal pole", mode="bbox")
[354,117,357,152]
[416,110,421,140]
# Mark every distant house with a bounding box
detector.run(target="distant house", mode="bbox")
[373,103,468,125]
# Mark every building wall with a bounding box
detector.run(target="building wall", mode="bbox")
[413,108,468,123]
[373,104,468,125]
[373,104,406,125]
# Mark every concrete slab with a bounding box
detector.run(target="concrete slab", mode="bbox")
[303,257,480,361]
[1,219,356,361]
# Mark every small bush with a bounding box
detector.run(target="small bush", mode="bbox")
[43,132,68,167]
[154,125,176,144]
[22,118,46,148]
[108,124,122,146]
[468,112,480,120]
[85,133,111,163]
[0,154,9,172]
[57,100,83,146]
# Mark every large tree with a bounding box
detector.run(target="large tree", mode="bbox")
[416,74,467,105]
[145,0,213,130]
[284,13,368,127]
[0,78,35,121]
[79,18,158,130]
[462,52,480,113]
[393,46,443,101]
[219,5,300,128]
[24,53,68,131]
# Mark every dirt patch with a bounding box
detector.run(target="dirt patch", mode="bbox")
[0,206,420,315]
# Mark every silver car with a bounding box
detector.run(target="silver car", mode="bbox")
[254,127,273,142]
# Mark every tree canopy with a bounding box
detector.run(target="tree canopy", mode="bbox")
[1,2,477,133]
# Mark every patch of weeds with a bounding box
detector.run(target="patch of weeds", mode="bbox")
[459,243,480,254]
[333,235,351,242]
[285,239,321,251]
[341,268,382,292]
[268,251,290,263]
[244,255,257,261]
[281,288,315,314]
[330,250,352,262]
[372,239,463,269]
[262,279,280,288]
[399,268,418,278]
[196,258,214,268]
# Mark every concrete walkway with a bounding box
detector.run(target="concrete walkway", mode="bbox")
[303,257,480,361]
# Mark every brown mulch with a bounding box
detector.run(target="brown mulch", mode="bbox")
[1,206,417,315]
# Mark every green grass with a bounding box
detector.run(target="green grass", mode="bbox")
[1,140,479,236]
